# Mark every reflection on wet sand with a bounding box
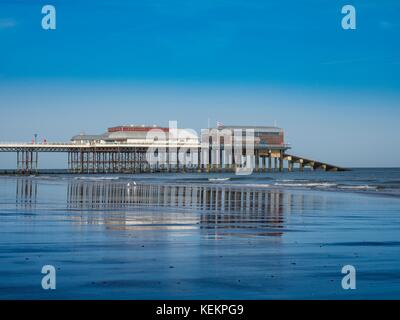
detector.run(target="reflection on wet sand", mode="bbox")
[14,179,327,238]
[65,181,299,237]
[16,178,37,207]
[4,176,400,300]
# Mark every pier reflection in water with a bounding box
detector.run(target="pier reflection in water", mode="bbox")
[16,178,37,207]
[65,181,308,238]
[12,178,327,238]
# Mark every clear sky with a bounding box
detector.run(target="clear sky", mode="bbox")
[0,0,399,168]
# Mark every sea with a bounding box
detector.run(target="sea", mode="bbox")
[0,168,400,299]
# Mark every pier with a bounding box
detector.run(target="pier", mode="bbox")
[0,142,347,175]
[0,124,347,174]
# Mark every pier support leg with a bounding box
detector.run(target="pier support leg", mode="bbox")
[16,151,20,174]
[219,148,223,172]
[262,156,266,173]
[80,150,84,173]
[167,148,172,173]
[268,155,272,173]
[212,148,217,173]
[34,151,38,174]
[197,148,202,173]
[288,160,293,172]
[176,149,179,173]
[255,151,259,173]
[279,152,284,172]
[231,147,236,173]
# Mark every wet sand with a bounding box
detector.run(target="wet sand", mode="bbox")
[1,175,400,299]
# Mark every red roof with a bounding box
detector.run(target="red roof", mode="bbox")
[108,126,169,133]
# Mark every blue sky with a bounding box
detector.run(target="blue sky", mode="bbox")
[0,0,400,167]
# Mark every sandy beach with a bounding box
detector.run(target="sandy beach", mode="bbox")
[1,170,400,299]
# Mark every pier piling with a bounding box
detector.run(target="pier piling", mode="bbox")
[1,143,347,175]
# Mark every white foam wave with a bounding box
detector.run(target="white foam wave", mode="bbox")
[279,179,309,182]
[74,177,120,181]
[338,185,377,190]
[241,183,271,188]
[274,182,336,188]
[208,178,231,182]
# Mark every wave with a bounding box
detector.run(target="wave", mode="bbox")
[208,178,231,182]
[239,183,271,188]
[273,182,337,188]
[337,185,377,190]
[73,177,120,181]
